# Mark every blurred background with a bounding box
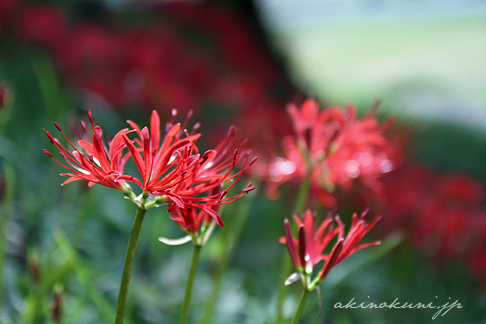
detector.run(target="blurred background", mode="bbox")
[0,0,485,323]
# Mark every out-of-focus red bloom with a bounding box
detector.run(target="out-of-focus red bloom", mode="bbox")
[0,83,10,111]
[122,109,256,224]
[281,209,381,289]
[251,99,401,206]
[0,0,19,32]
[43,110,130,192]
[5,1,293,119]
[16,4,66,47]
[161,2,280,83]
[56,24,126,106]
[51,285,63,324]
[377,164,486,279]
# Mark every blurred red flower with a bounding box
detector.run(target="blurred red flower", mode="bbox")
[0,0,18,32]
[378,164,486,279]
[6,0,292,118]
[16,4,66,47]
[251,99,403,207]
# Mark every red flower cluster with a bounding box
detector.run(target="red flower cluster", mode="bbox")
[1,1,292,115]
[379,164,486,279]
[44,110,255,231]
[251,99,402,207]
[281,209,381,289]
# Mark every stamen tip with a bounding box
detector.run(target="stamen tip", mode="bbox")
[43,149,53,157]
[54,122,62,131]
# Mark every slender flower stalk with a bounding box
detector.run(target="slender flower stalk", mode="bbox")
[275,173,312,324]
[160,181,255,324]
[291,289,309,324]
[200,181,258,324]
[0,164,15,306]
[115,207,146,324]
[179,245,202,324]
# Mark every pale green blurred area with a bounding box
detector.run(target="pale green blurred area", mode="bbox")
[256,0,486,129]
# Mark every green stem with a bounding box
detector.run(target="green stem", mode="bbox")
[115,208,146,324]
[200,258,224,324]
[179,245,202,324]
[201,180,258,324]
[291,289,309,324]
[0,164,15,305]
[294,172,311,214]
[276,174,312,324]
[275,255,291,324]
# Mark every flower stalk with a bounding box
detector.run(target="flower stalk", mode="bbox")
[291,289,309,324]
[276,173,311,324]
[179,244,202,324]
[115,207,146,324]
[0,164,15,305]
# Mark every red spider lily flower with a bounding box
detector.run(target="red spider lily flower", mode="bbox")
[251,99,403,206]
[281,209,381,289]
[160,203,219,246]
[169,205,213,237]
[118,109,201,207]
[122,109,256,217]
[163,126,256,227]
[43,110,131,192]
[159,183,252,246]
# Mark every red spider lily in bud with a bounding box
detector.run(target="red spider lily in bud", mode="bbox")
[160,183,255,246]
[29,252,41,283]
[0,83,10,110]
[281,209,381,289]
[160,186,223,246]
[51,284,63,324]
[43,110,131,192]
[251,99,403,206]
[170,205,214,237]
[160,204,220,246]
